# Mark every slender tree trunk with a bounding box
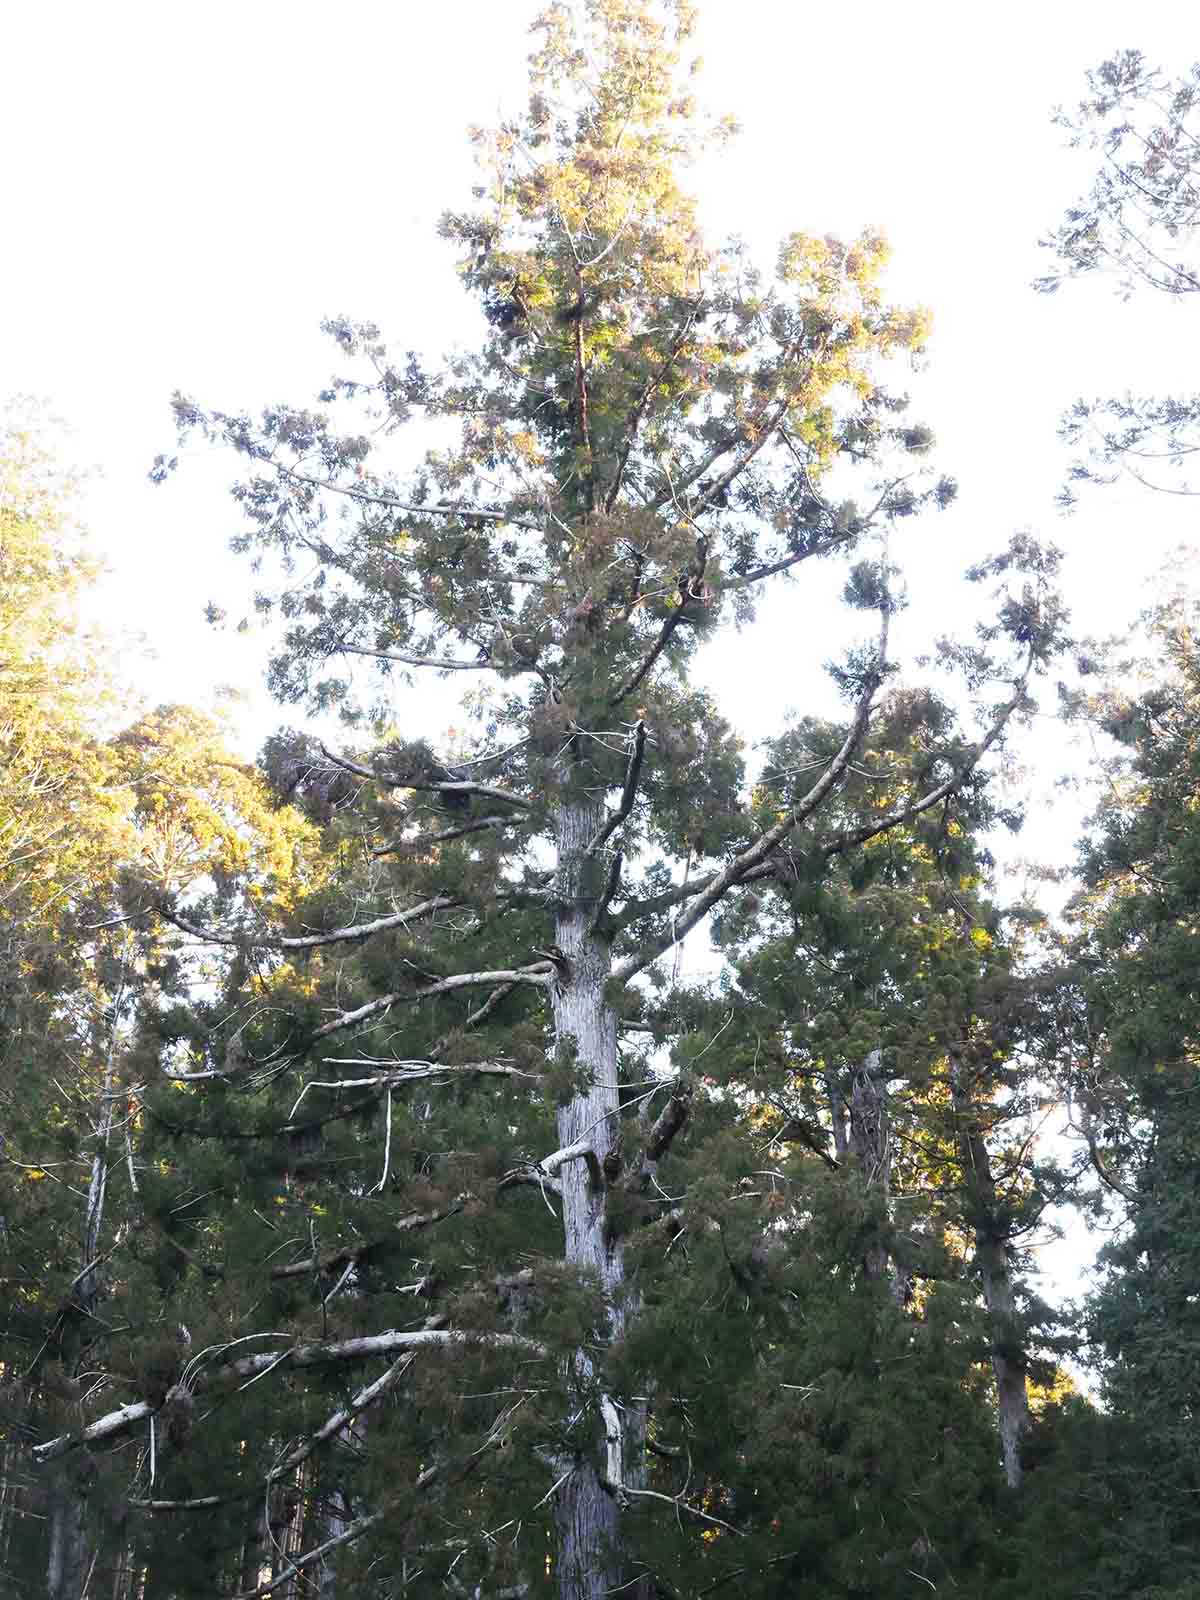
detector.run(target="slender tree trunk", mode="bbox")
[549,795,640,1600]
[949,1052,1029,1488]
[45,1480,86,1600]
[845,1051,911,1307]
[46,1008,123,1600]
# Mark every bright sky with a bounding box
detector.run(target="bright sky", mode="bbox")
[5,0,1196,1302]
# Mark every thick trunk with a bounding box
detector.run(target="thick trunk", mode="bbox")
[949,1053,1029,1489]
[549,796,640,1600]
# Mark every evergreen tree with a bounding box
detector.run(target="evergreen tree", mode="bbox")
[21,5,1065,1596]
[1054,595,1200,1595]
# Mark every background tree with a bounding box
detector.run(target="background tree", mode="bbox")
[1038,48,1200,504]
[1045,593,1200,1597]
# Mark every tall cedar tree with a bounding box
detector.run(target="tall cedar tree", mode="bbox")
[99,4,1069,1596]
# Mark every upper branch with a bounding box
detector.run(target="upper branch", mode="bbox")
[318,744,536,810]
[311,964,555,1041]
[159,896,461,952]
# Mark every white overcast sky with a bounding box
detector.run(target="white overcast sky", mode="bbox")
[4,1,1197,1295]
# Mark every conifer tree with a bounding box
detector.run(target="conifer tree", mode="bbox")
[32,4,1066,1595]
[1051,594,1200,1595]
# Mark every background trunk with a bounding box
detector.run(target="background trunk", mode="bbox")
[845,1051,911,1307]
[549,795,640,1599]
[950,1052,1029,1488]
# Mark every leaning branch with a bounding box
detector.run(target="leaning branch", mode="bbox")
[819,647,1035,859]
[612,610,888,983]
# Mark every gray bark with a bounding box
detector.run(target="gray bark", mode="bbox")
[548,796,641,1600]
[949,1052,1029,1489]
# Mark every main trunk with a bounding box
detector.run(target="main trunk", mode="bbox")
[549,795,638,1600]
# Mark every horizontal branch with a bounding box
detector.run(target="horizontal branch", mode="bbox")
[312,965,554,1041]
[319,744,535,810]
[373,813,522,856]
[159,896,460,953]
[274,460,546,534]
[537,1140,604,1188]
[32,1329,546,1464]
[337,642,493,672]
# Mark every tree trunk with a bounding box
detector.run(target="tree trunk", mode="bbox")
[949,1052,1029,1488]
[845,1051,911,1307]
[549,795,640,1599]
[45,1479,86,1600]
[44,1014,123,1600]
